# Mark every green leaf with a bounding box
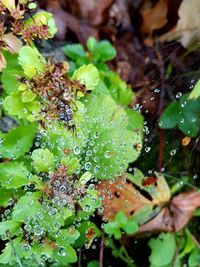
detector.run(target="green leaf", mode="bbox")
[12,192,41,222]
[0,188,23,208]
[0,162,29,188]
[189,79,200,100]
[2,68,23,94]
[75,222,100,247]
[188,248,200,267]
[0,220,21,238]
[0,236,22,265]
[18,46,45,78]
[178,111,200,137]
[149,233,176,267]
[61,156,80,174]
[25,12,57,38]
[3,92,41,121]
[115,211,127,227]
[55,228,80,245]
[31,148,55,172]
[104,222,122,239]
[21,90,36,102]
[179,229,195,258]
[53,243,77,265]
[72,64,99,91]
[125,108,144,132]
[87,260,99,267]
[123,220,138,235]
[159,102,180,129]
[63,44,85,60]
[93,40,116,62]
[80,92,142,179]
[3,92,26,116]
[0,124,37,159]
[104,71,133,105]
[87,37,97,53]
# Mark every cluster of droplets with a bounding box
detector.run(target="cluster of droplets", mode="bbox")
[47,166,86,210]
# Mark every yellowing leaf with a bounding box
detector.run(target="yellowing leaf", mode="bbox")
[72,64,99,90]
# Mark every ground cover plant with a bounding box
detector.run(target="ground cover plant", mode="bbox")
[0,0,200,266]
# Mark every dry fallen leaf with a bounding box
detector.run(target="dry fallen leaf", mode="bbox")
[98,172,200,233]
[97,177,151,220]
[88,0,114,26]
[45,0,99,43]
[2,33,22,54]
[97,172,169,220]
[159,0,200,47]
[138,191,200,234]
[140,0,169,36]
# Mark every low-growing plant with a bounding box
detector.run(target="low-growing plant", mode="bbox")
[0,2,144,266]
[0,2,200,266]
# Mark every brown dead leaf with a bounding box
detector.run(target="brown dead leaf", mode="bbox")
[2,33,22,54]
[159,0,200,47]
[98,173,200,233]
[138,191,200,234]
[45,0,99,43]
[140,0,169,36]
[97,177,151,220]
[88,0,114,26]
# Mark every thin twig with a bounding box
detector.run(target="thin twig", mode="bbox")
[78,248,82,267]
[99,234,104,267]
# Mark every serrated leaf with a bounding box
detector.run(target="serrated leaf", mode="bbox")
[104,71,133,105]
[12,192,41,221]
[21,90,36,102]
[63,44,85,60]
[31,148,55,172]
[72,64,99,91]
[53,244,77,265]
[80,92,142,179]
[0,124,37,159]
[0,220,21,237]
[2,68,23,94]
[55,228,80,245]
[0,236,22,265]
[3,92,41,121]
[149,233,176,267]
[18,46,45,78]
[0,162,29,188]
[0,188,23,208]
